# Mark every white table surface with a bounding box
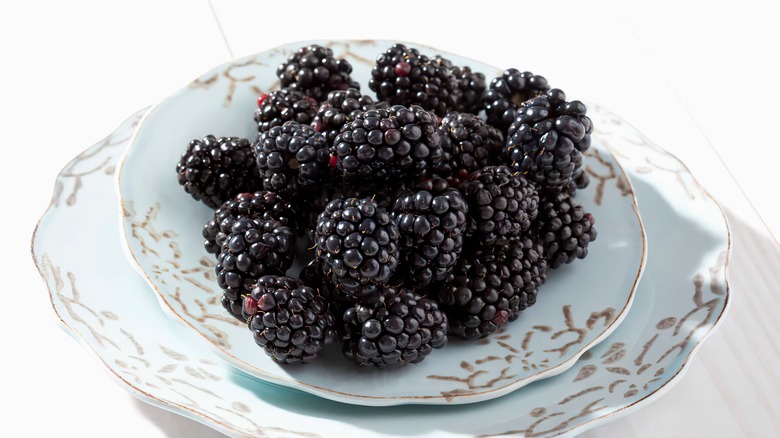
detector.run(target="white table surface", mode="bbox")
[4,0,779,436]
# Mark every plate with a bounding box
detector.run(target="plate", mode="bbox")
[34,105,729,437]
[115,40,646,405]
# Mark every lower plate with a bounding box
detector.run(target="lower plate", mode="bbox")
[33,105,730,437]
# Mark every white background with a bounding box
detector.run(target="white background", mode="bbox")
[3,0,779,436]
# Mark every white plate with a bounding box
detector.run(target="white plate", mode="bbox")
[115,40,646,405]
[33,103,729,437]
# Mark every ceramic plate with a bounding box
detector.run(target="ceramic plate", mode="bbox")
[115,40,646,405]
[34,105,729,437]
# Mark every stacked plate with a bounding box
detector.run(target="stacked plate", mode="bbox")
[33,40,730,437]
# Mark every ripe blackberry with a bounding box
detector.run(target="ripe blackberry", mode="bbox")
[333,105,443,184]
[311,88,382,144]
[255,121,330,197]
[535,191,597,269]
[392,176,468,286]
[504,89,593,192]
[484,69,551,133]
[431,56,486,114]
[369,44,459,116]
[295,182,406,251]
[314,198,400,290]
[244,275,338,364]
[342,288,447,367]
[254,89,318,134]
[435,113,504,184]
[203,191,293,255]
[277,44,359,101]
[176,135,260,209]
[459,166,539,246]
[216,218,295,303]
[439,239,546,339]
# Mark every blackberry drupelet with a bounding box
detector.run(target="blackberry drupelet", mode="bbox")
[311,88,382,144]
[435,112,504,184]
[222,295,246,322]
[216,218,295,304]
[333,105,443,184]
[504,89,593,192]
[392,176,468,286]
[368,44,460,116]
[277,44,359,101]
[439,239,546,339]
[575,169,590,190]
[484,69,551,133]
[342,288,447,367]
[298,259,329,293]
[176,135,260,209]
[254,89,318,134]
[431,56,486,114]
[563,168,591,197]
[255,121,330,197]
[244,275,338,364]
[203,191,293,255]
[534,191,597,269]
[459,166,539,246]
[314,198,400,292]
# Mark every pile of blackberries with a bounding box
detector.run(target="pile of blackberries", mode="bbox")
[176,43,597,367]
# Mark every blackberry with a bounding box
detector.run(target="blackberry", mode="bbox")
[484,69,551,133]
[291,180,400,243]
[435,113,504,184]
[431,56,486,114]
[392,176,468,286]
[254,89,318,134]
[534,191,597,269]
[369,44,459,116]
[504,89,593,192]
[314,198,400,291]
[216,218,295,303]
[295,182,405,251]
[255,121,330,197]
[459,166,539,246]
[277,44,359,101]
[333,105,443,184]
[439,239,546,339]
[203,191,293,255]
[176,135,260,209]
[311,88,382,144]
[244,275,338,364]
[342,288,447,367]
